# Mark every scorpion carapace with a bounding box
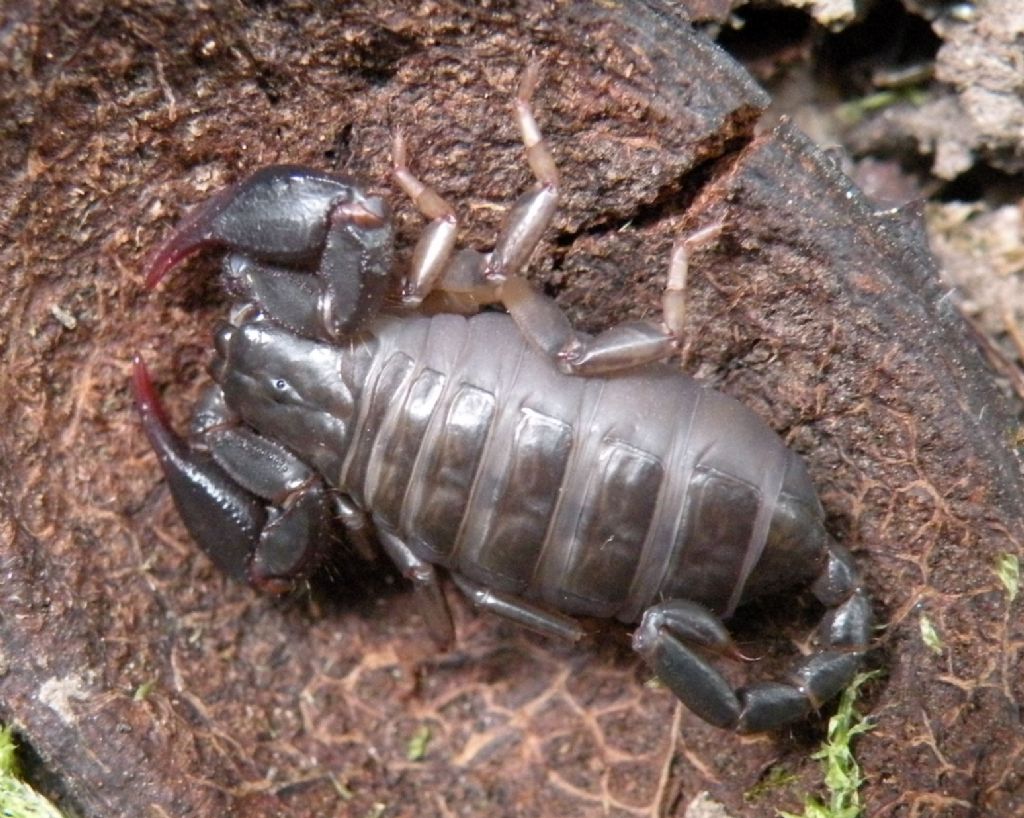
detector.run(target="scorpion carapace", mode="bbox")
[134,64,872,733]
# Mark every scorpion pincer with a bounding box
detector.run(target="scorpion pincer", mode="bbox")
[133,64,872,733]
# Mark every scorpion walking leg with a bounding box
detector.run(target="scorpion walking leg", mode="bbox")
[133,357,337,593]
[484,61,560,286]
[333,494,379,563]
[391,133,497,315]
[397,64,727,377]
[391,131,460,306]
[376,526,455,649]
[499,223,723,376]
[633,540,872,732]
[391,134,498,315]
[392,62,557,315]
[451,574,586,642]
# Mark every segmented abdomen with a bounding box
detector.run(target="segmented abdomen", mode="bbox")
[339,312,816,623]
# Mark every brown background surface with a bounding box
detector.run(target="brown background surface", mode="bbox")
[2,2,1022,817]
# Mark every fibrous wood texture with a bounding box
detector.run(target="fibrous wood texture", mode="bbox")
[1,2,1022,817]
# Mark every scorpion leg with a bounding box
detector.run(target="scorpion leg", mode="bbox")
[499,223,724,376]
[391,132,497,315]
[633,540,872,732]
[333,494,379,563]
[133,357,336,593]
[145,165,395,341]
[451,574,586,642]
[483,61,560,286]
[394,61,725,376]
[376,525,455,649]
[392,62,557,316]
[397,64,727,376]
[391,131,461,306]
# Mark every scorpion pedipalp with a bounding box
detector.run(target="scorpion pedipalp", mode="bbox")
[132,354,336,593]
[145,166,395,341]
[132,355,264,583]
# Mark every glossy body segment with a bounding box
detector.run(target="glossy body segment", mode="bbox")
[222,312,825,622]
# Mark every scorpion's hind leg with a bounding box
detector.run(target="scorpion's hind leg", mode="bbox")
[403,63,726,378]
[451,573,587,642]
[499,221,724,376]
[144,165,395,341]
[632,541,872,732]
[132,356,336,593]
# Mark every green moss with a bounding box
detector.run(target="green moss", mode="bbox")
[996,553,1019,604]
[0,726,68,818]
[919,614,943,655]
[778,671,879,818]
[745,764,798,802]
[0,726,18,778]
[132,679,156,702]
[406,724,432,762]
[836,88,928,124]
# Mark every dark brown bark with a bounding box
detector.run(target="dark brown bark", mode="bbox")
[1,2,1021,817]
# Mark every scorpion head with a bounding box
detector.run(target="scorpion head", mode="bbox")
[133,317,369,591]
[210,316,369,481]
[133,344,342,594]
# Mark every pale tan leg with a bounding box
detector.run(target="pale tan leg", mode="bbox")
[392,62,559,309]
[395,63,724,375]
[500,222,724,375]
[392,131,459,305]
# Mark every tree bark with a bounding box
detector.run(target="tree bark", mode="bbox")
[1,2,1020,816]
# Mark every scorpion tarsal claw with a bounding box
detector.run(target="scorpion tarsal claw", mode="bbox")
[132,355,265,582]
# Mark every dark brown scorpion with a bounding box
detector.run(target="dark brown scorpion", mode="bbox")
[133,65,872,733]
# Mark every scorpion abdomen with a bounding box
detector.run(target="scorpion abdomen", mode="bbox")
[325,311,826,624]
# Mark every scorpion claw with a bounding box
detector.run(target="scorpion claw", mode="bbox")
[145,181,246,290]
[146,166,358,289]
[145,166,395,340]
[133,356,334,592]
[247,485,333,594]
[132,355,264,582]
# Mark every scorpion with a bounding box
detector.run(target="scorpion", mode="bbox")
[133,65,872,733]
